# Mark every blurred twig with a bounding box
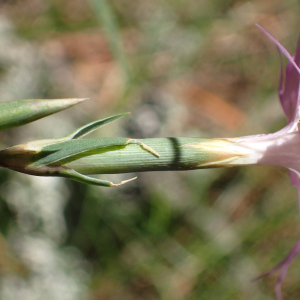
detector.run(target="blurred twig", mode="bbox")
[88,0,132,85]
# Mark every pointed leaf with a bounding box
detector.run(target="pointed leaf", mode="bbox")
[32,137,129,167]
[60,168,137,187]
[0,98,88,131]
[63,112,130,140]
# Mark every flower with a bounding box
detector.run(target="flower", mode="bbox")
[0,24,299,300]
[220,26,300,300]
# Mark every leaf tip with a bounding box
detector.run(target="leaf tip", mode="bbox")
[110,176,137,187]
[57,97,90,106]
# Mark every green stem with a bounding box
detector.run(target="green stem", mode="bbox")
[0,136,247,186]
[62,137,241,175]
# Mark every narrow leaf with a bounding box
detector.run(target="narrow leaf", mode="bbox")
[60,168,137,187]
[0,98,88,131]
[32,137,129,167]
[63,112,130,140]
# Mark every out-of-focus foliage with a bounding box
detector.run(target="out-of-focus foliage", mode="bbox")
[0,0,300,299]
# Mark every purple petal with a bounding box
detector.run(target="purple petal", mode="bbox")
[289,169,300,214]
[256,25,300,123]
[293,35,300,66]
[256,25,300,75]
[253,236,300,300]
[252,258,289,281]
[282,36,300,123]
[275,237,300,300]
[278,49,284,102]
[253,170,300,300]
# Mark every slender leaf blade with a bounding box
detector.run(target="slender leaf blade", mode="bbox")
[32,137,129,167]
[63,112,130,140]
[0,98,88,131]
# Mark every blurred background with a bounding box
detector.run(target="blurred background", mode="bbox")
[0,0,299,299]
